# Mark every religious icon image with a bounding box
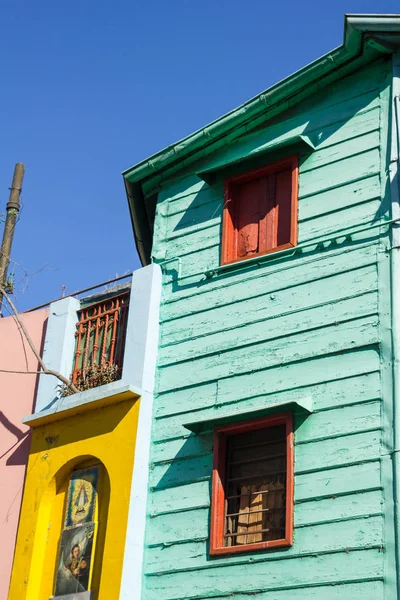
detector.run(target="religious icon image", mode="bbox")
[65,466,99,528]
[54,523,95,596]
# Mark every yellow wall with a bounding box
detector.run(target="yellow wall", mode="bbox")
[8,397,140,600]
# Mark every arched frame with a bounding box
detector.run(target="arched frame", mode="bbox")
[8,397,140,600]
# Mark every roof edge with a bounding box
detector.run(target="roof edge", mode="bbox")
[124,178,152,266]
[123,14,400,265]
[123,14,398,185]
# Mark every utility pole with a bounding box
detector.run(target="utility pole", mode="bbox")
[0,162,24,312]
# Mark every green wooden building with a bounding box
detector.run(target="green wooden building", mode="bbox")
[123,14,400,600]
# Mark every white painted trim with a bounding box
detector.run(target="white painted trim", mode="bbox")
[119,263,162,599]
[23,381,141,427]
[122,263,162,392]
[34,296,79,413]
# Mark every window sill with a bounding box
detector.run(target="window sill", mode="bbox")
[183,397,312,434]
[50,592,92,600]
[221,243,295,268]
[210,537,292,556]
[205,217,400,279]
[23,380,142,428]
[206,243,301,278]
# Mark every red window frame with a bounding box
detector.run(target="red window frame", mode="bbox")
[210,413,294,556]
[221,156,299,266]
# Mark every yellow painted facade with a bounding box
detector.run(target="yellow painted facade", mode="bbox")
[8,396,140,600]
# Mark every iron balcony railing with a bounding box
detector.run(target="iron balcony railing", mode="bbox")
[71,291,130,389]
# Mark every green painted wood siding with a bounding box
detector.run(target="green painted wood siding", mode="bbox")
[144,57,394,600]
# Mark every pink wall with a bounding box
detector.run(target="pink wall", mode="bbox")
[0,309,48,600]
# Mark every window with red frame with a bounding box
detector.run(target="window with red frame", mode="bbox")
[210,413,294,556]
[221,156,298,265]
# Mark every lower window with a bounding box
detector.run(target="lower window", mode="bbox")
[210,413,294,555]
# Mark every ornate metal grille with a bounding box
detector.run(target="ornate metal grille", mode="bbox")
[71,292,130,387]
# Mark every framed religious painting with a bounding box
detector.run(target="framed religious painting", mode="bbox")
[53,523,95,597]
[64,466,99,528]
[51,465,100,599]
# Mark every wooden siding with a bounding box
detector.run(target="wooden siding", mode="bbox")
[144,57,392,600]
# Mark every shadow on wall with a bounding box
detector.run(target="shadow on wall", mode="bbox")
[158,71,390,292]
[169,73,380,234]
[29,400,135,455]
[152,410,309,561]
[6,435,31,466]
[0,410,31,465]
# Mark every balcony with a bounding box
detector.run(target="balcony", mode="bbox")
[25,263,161,426]
[68,290,130,393]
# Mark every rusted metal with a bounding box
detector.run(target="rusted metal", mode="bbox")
[71,291,130,386]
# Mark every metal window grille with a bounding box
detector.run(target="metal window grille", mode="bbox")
[224,424,287,547]
[71,292,130,387]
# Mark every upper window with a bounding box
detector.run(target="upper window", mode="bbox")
[210,413,294,556]
[70,291,130,393]
[221,156,298,265]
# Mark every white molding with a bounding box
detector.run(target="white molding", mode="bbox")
[119,263,162,599]
[34,296,79,413]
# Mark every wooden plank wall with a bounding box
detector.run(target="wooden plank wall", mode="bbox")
[144,57,392,600]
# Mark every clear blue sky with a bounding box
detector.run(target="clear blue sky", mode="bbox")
[0,0,398,311]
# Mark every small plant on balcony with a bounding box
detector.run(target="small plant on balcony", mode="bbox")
[59,362,120,397]
[4,272,15,294]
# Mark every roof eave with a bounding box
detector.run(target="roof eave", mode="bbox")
[122,42,347,185]
[123,14,400,265]
[122,16,366,185]
[124,178,153,266]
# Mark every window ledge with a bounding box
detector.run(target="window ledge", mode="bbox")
[23,380,142,428]
[50,592,92,600]
[205,217,400,279]
[183,397,313,434]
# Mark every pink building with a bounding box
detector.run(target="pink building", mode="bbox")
[0,309,48,600]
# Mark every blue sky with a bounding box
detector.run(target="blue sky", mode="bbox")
[0,0,398,311]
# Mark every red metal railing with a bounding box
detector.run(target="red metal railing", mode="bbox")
[71,291,130,387]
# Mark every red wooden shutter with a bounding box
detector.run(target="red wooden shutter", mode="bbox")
[221,156,298,265]
[275,168,292,247]
[236,178,262,258]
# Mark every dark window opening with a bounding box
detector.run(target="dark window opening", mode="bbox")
[224,424,287,547]
[210,413,293,555]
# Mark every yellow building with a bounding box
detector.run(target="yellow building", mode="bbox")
[8,265,161,600]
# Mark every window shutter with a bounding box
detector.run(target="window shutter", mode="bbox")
[261,174,276,253]
[275,168,293,247]
[236,178,261,258]
[221,156,298,265]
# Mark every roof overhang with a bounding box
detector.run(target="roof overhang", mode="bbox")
[197,134,315,185]
[123,14,400,265]
[183,397,313,434]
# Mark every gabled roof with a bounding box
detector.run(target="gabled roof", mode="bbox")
[123,14,400,266]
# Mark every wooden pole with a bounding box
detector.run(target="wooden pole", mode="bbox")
[0,163,24,311]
